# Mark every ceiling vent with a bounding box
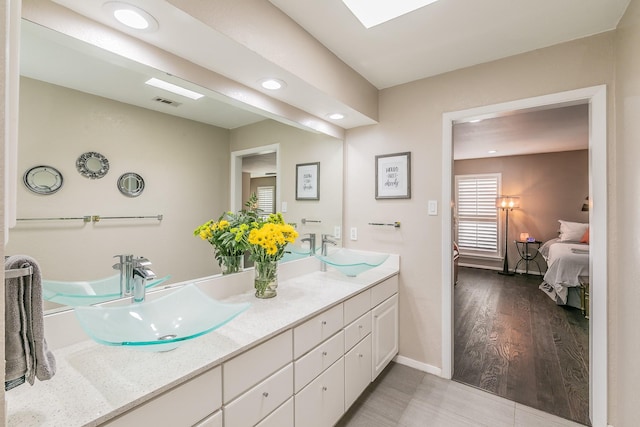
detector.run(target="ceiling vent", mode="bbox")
[152,96,182,107]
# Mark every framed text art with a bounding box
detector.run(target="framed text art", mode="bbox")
[296,162,320,200]
[375,152,411,199]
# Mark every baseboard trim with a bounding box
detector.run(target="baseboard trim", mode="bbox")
[393,355,442,377]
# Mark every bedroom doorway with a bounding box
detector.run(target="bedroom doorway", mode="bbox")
[441,86,607,426]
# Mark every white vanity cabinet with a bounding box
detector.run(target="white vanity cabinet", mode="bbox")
[372,292,399,380]
[104,366,222,427]
[223,331,293,427]
[294,358,345,427]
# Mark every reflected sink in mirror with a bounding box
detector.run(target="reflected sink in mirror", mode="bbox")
[73,284,251,352]
[316,249,390,277]
[280,242,314,263]
[42,274,171,307]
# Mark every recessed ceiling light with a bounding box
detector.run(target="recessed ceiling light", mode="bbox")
[260,79,286,90]
[327,113,345,120]
[488,150,498,154]
[103,2,158,32]
[469,119,482,123]
[145,78,204,100]
[342,0,440,28]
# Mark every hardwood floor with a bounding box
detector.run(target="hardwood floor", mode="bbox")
[453,267,590,426]
[338,362,586,426]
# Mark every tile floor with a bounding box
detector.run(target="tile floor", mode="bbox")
[337,362,587,427]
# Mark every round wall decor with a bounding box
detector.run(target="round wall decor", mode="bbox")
[117,172,145,197]
[23,165,64,195]
[76,151,109,179]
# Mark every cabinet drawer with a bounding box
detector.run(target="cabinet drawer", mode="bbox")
[104,366,221,427]
[194,410,222,427]
[255,397,294,427]
[294,330,344,392]
[294,358,345,427]
[294,304,343,358]
[224,363,293,427]
[345,334,372,409]
[344,290,370,325]
[371,275,398,308]
[344,311,372,352]
[223,330,292,403]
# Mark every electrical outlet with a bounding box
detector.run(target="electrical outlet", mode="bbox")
[428,200,438,216]
[281,201,287,212]
[334,226,341,239]
[350,227,358,241]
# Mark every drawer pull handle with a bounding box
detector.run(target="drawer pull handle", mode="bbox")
[263,392,269,398]
[322,386,328,391]
[358,353,364,358]
[358,325,363,329]
[322,351,328,356]
[321,320,327,325]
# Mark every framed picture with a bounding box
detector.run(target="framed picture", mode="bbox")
[375,152,411,199]
[296,162,320,200]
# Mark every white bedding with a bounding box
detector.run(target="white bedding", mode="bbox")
[539,238,589,305]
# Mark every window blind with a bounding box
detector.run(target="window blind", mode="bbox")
[455,174,500,254]
[257,186,275,216]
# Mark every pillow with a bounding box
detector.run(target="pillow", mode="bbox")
[580,228,590,244]
[558,220,589,242]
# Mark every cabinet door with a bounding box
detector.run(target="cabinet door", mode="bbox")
[372,294,398,380]
[344,334,372,409]
[255,398,294,427]
[194,410,222,427]
[294,358,345,427]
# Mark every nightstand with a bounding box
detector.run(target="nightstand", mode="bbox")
[514,240,543,275]
[579,276,590,319]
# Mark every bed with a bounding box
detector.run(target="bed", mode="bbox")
[538,220,590,308]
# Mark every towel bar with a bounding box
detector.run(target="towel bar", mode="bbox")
[368,221,401,228]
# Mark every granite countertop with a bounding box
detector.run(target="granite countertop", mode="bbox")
[6,255,399,427]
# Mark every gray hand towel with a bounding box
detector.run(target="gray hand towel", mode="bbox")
[5,255,56,386]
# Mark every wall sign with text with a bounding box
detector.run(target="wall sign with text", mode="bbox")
[296,162,320,200]
[375,152,411,199]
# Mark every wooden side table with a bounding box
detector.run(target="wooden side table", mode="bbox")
[579,276,590,319]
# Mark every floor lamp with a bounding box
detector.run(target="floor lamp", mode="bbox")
[496,196,520,276]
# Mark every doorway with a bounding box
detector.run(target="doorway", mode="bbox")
[441,86,607,426]
[230,144,280,211]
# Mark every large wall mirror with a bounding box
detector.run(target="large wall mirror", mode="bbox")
[6,19,343,312]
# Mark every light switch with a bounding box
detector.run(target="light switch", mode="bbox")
[334,226,341,239]
[350,227,358,241]
[281,201,287,212]
[428,200,438,216]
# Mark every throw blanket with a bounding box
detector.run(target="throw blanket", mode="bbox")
[5,255,56,389]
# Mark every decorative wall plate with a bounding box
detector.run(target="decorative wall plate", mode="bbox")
[23,165,64,195]
[117,172,145,197]
[76,151,109,179]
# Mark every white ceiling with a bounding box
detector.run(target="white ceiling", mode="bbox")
[26,0,626,157]
[270,0,630,89]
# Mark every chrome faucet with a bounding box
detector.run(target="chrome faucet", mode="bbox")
[321,234,337,272]
[113,255,156,303]
[301,233,317,255]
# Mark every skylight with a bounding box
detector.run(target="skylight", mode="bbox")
[342,0,440,28]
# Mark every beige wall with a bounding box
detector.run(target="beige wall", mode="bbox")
[454,150,589,271]
[6,78,230,295]
[614,0,640,425]
[344,30,614,403]
[230,119,343,242]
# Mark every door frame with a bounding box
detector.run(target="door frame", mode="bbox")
[441,85,607,426]
[230,144,280,211]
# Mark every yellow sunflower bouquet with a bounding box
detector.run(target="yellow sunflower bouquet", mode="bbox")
[247,213,299,263]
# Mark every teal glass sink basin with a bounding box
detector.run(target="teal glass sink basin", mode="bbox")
[74,284,250,352]
[316,249,389,277]
[42,274,170,306]
[280,243,313,263]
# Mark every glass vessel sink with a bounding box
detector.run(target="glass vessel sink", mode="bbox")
[280,242,313,263]
[74,284,251,352]
[316,249,389,277]
[42,274,170,306]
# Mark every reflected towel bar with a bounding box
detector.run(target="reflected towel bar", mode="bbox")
[92,214,163,222]
[368,221,401,228]
[17,216,92,223]
[301,218,321,225]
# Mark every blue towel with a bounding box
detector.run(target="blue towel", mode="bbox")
[5,255,56,388]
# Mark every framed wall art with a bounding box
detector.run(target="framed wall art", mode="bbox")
[375,152,411,199]
[296,162,320,200]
